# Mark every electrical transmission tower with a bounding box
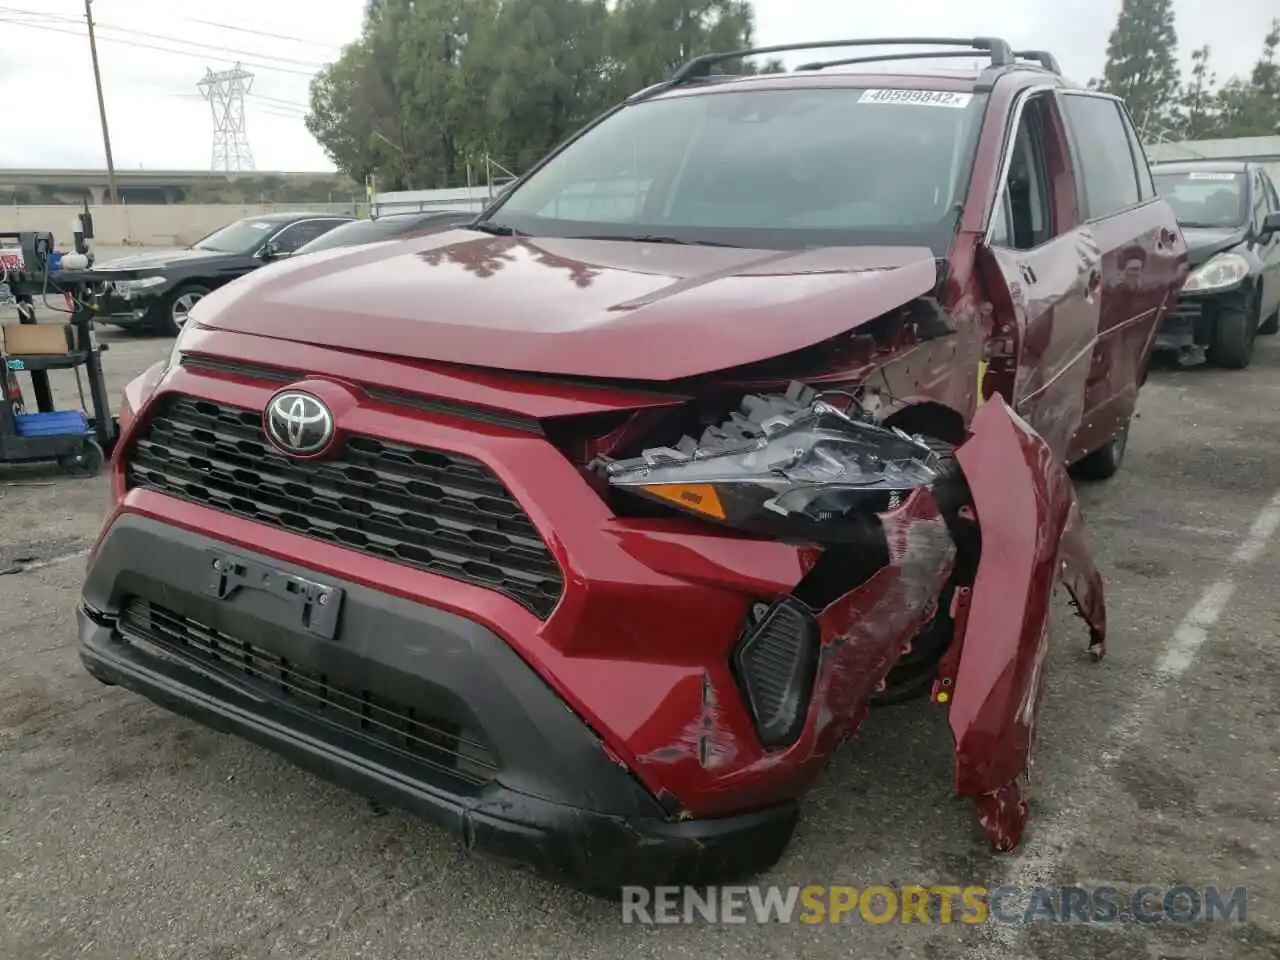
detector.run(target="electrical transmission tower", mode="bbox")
[198,63,255,173]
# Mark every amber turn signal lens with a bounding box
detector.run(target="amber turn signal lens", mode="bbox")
[639,483,726,520]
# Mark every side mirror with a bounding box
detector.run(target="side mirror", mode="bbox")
[1262,211,1280,238]
[260,239,287,259]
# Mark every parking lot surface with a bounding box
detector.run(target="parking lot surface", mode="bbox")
[1,311,1279,959]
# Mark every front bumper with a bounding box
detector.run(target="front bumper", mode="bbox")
[86,285,167,326]
[78,514,798,891]
[1153,295,1210,352]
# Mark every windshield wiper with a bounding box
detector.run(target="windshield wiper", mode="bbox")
[574,234,741,247]
[468,220,524,237]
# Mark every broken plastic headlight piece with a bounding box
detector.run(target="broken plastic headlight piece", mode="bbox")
[603,401,941,542]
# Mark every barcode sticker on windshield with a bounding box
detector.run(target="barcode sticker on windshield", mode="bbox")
[859,89,973,108]
[1187,172,1237,181]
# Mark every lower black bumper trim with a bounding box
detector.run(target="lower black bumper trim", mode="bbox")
[79,605,798,893]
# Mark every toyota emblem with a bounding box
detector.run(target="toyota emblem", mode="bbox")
[265,391,334,456]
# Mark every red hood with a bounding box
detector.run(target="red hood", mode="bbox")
[192,230,939,382]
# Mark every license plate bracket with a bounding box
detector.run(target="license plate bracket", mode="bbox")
[204,550,343,640]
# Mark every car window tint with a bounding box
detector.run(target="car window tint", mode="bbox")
[992,94,1059,250]
[1061,95,1142,219]
[273,220,342,253]
[297,217,416,252]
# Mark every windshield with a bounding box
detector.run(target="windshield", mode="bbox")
[191,218,280,253]
[1153,171,1248,228]
[484,86,988,253]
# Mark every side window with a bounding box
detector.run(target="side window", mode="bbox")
[1060,94,1142,220]
[990,185,1015,247]
[990,95,1058,251]
[1119,105,1157,200]
[1253,171,1270,232]
[271,220,341,254]
[1264,172,1280,211]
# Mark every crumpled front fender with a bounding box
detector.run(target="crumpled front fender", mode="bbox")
[944,394,1106,850]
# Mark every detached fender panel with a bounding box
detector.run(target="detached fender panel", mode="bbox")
[946,394,1106,849]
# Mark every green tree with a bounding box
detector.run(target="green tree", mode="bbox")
[461,0,614,174]
[1209,20,1279,138]
[306,0,773,188]
[604,0,759,99]
[1094,0,1181,138]
[1171,44,1219,140]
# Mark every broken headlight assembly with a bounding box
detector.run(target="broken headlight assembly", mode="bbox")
[600,394,942,542]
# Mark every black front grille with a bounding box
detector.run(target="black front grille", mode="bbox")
[1168,297,1203,323]
[118,598,498,786]
[126,394,564,618]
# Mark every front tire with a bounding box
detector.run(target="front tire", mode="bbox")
[1259,309,1279,336]
[1206,303,1257,370]
[157,284,210,336]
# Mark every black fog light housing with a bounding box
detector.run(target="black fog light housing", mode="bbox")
[731,597,821,749]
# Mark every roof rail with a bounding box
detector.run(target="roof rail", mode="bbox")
[668,37,1015,84]
[795,50,994,71]
[1012,49,1061,73]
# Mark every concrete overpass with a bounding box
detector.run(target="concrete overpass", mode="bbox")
[0,168,355,204]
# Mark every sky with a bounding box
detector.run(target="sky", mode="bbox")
[0,0,1274,171]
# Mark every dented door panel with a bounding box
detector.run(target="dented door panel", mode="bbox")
[1069,203,1187,462]
[945,395,1106,850]
[978,232,1102,463]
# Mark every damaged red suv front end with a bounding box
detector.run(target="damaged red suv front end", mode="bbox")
[76,41,1144,893]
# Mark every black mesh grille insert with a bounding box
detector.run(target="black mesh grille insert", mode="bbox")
[731,598,820,748]
[118,598,498,786]
[125,394,564,618]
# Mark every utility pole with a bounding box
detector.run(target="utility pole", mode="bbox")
[84,0,118,204]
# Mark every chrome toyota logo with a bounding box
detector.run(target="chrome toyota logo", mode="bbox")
[265,391,334,455]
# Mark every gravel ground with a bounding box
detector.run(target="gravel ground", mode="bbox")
[1,306,1279,959]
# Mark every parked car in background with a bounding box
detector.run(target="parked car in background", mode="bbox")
[293,211,476,255]
[82,37,1186,892]
[1150,160,1280,368]
[90,213,354,335]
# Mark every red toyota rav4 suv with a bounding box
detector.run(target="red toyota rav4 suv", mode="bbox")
[80,38,1187,891]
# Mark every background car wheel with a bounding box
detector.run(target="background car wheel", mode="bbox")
[159,284,210,336]
[58,439,105,478]
[1259,309,1279,336]
[1206,303,1256,369]
[1071,417,1130,481]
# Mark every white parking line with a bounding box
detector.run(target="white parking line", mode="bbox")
[970,488,1280,956]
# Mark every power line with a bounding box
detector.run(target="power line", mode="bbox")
[182,16,344,52]
[250,93,311,111]
[0,16,324,77]
[96,26,326,70]
[0,5,343,54]
[0,7,329,69]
